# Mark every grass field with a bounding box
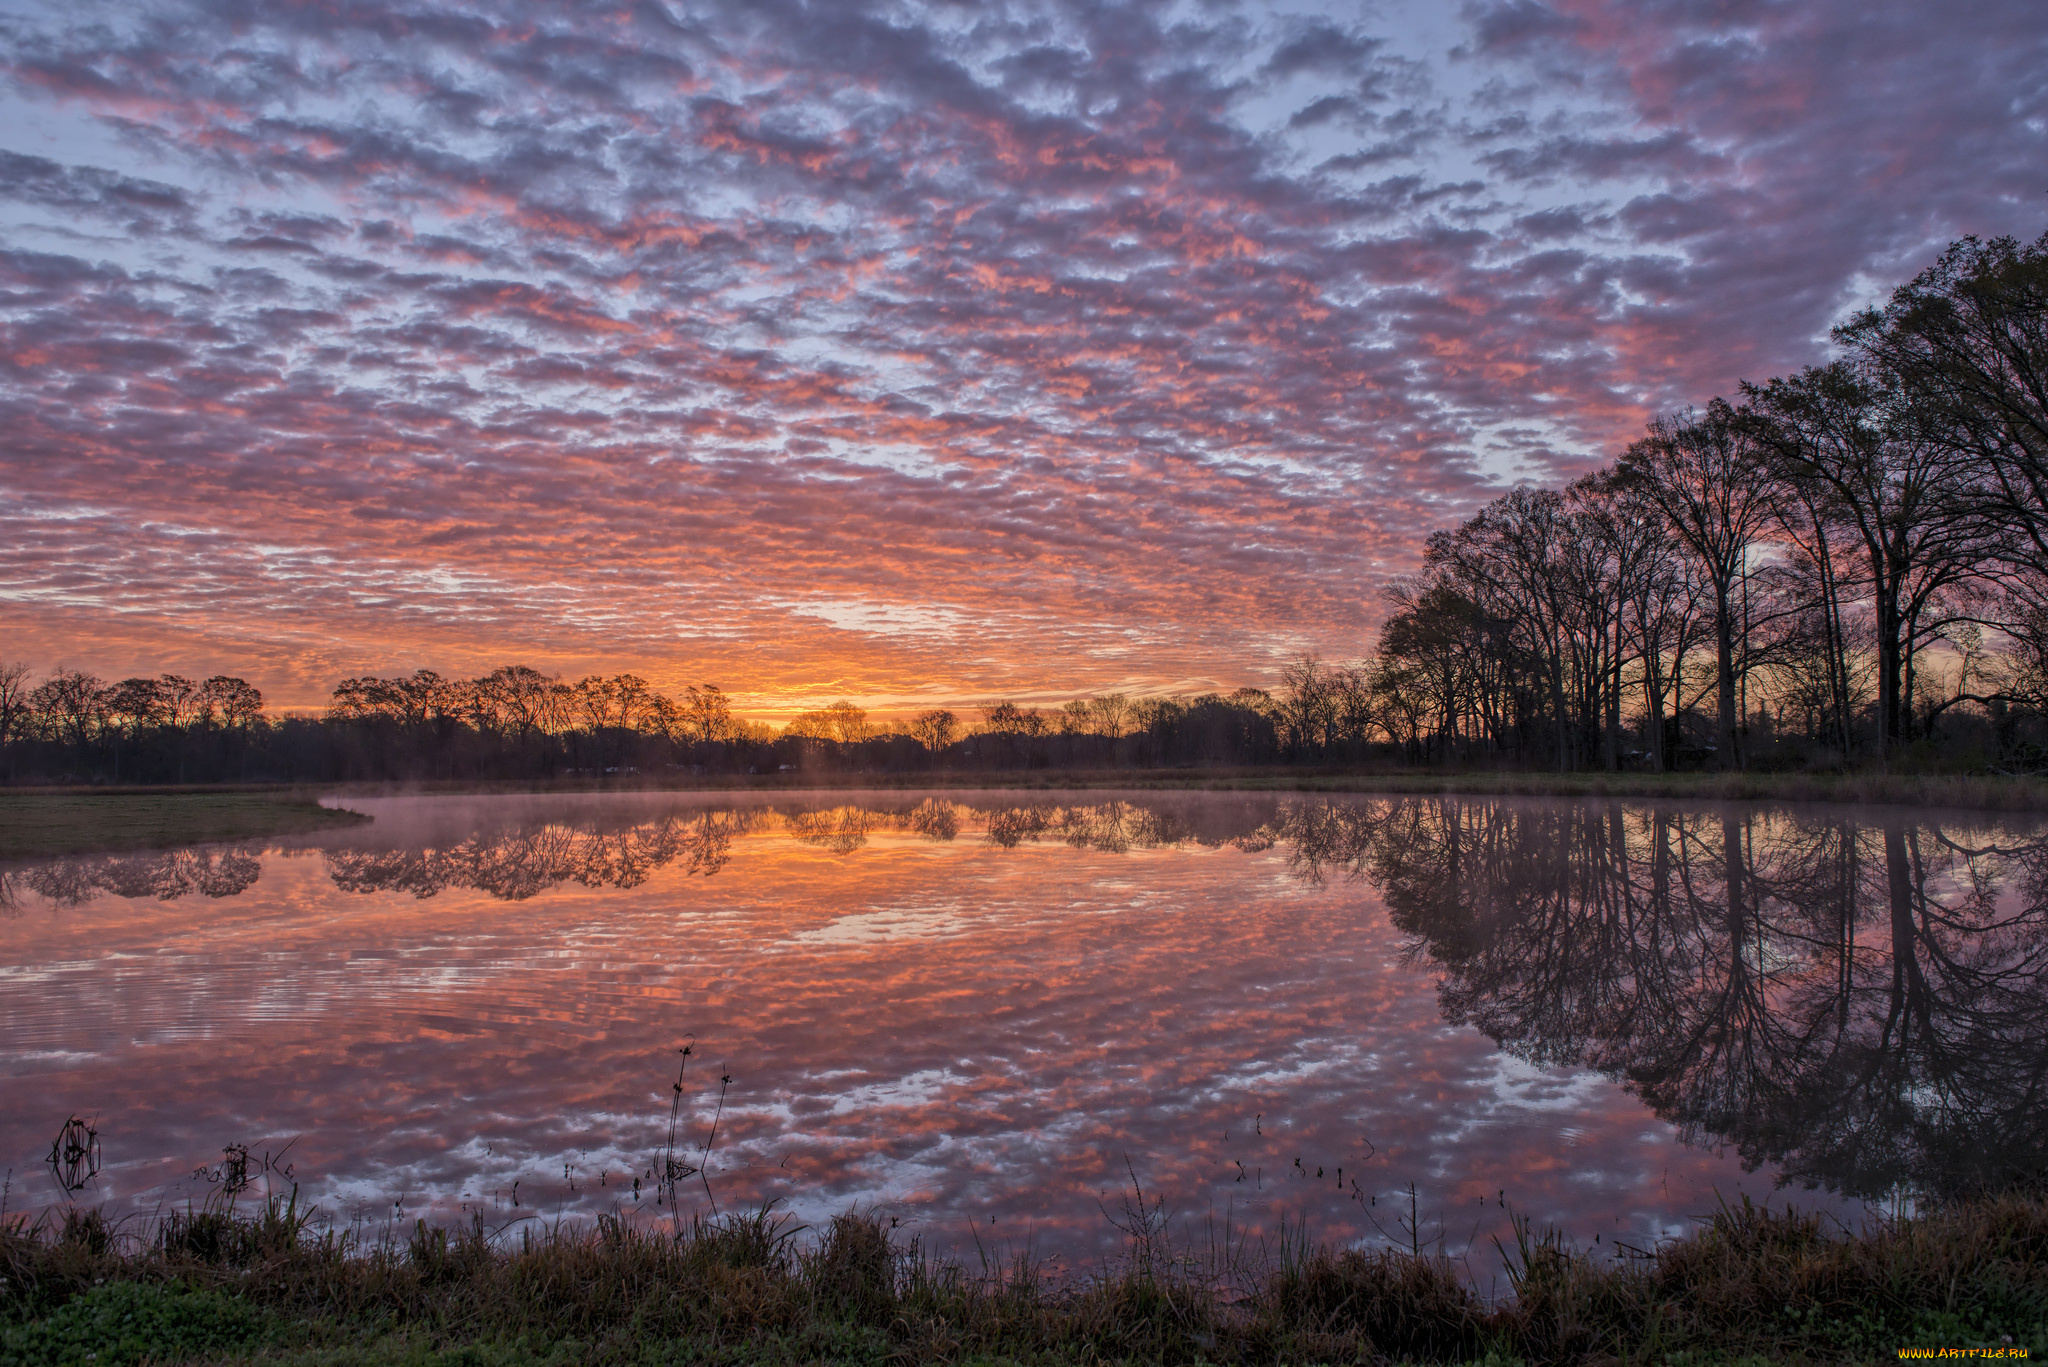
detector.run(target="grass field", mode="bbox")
[0,792,370,861]
[3,1189,2043,1365]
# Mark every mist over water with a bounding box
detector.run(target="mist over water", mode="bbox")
[4,792,2043,1271]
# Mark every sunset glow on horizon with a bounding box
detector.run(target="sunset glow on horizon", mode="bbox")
[3,0,2044,714]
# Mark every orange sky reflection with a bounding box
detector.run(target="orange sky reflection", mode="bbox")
[1,793,1864,1268]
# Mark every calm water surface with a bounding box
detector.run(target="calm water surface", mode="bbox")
[5,791,2044,1270]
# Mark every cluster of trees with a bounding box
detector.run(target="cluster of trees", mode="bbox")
[313,672,1329,779]
[329,667,747,745]
[321,666,768,780]
[0,654,1386,784]
[888,688,1294,771]
[0,662,784,784]
[0,665,269,783]
[1363,231,2048,771]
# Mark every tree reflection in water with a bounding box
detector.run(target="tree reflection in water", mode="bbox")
[11,793,2043,1206]
[4,845,264,908]
[1280,797,2048,1203]
[324,808,757,898]
[314,797,1278,891]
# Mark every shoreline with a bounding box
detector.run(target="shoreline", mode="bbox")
[3,770,2044,862]
[0,792,370,862]
[9,767,2048,804]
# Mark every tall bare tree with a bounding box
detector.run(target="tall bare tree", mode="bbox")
[29,669,106,752]
[908,708,957,756]
[1838,232,2048,587]
[1618,402,1779,768]
[681,684,735,744]
[1086,693,1132,740]
[0,662,34,775]
[1744,361,1987,752]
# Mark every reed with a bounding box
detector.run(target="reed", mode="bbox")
[5,1185,2044,1364]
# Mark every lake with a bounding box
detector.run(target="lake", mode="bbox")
[4,790,2043,1275]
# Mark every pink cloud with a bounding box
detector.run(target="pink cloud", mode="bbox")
[0,0,2041,705]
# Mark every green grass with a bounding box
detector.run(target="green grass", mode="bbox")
[4,1193,2044,1365]
[0,792,370,861]
[0,1279,277,1366]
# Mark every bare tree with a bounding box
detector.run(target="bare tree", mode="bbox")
[29,669,106,752]
[573,675,653,731]
[1377,579,1492,763]
[1744,361,1987,752]
[472,665,563,738]
[1618,402,1779,768]
[908,708,957,757]
[156,674,202,728]
[199,677,264,729]
[979,700,1028,733]
[823,700,870,745]
[1277,655,1340,759]
[0,662,34,774]
[681,684,735,745]
[1838,232,2048,595]
[1086,693,1132,740]
[1427,488,1583,770]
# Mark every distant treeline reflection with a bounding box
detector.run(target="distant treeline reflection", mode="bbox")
[8,795,2044,1201]
[0,799,1276,910]
[318,797,1278,896]
[2,845,264,908]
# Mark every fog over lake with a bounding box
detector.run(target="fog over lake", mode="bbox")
[6,792,2042,1271]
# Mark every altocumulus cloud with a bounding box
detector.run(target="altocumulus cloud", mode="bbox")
[0,0,2042,708]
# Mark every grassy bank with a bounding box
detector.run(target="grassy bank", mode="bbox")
[0,792,369,861]
[4,1193,2043,1365]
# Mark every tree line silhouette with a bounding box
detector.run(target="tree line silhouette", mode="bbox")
[4,230,2047,784]
[1370,230,2048,772]
[0,658,1309,784]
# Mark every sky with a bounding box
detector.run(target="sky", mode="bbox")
[2,0,2044,716]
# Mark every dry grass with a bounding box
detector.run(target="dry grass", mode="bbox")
[4,1189,2044,1365]
[0,792,368,861]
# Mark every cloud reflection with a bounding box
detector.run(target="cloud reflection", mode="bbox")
[4,792,2044,1265]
